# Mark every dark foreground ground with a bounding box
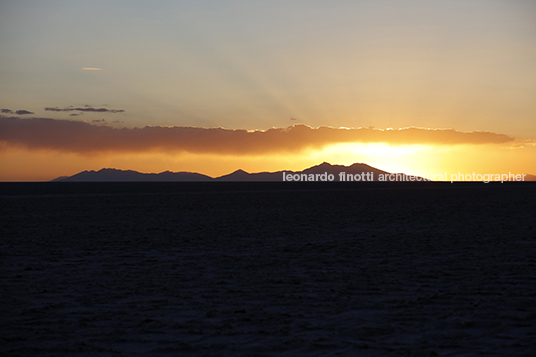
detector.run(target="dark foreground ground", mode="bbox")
[1,182,535,356]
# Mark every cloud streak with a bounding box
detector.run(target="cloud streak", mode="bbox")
[0,117,516,155]
[2,108,34,115]
[45,107,124,113]
[15,110,34,115]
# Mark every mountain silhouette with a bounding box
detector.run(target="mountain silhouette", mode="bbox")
[216,169,282,181]
[51,168,212,182]
[51,163,428,182]
[301,162,388,176]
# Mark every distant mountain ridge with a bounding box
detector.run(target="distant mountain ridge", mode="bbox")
[52,162,406,182]
[51,163,536,182]
[51,168,213,182]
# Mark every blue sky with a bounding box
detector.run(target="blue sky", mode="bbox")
[2,0,535,134]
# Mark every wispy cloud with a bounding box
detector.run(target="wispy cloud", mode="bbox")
[15,110,34,115]
[82,67,102,71]
[0,117,516,155]
[44,106,124,113]
[2,108,34,115]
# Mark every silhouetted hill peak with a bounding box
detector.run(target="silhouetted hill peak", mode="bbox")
[49,163,487,182]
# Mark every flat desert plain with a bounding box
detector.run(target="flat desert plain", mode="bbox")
[1,182,535,356]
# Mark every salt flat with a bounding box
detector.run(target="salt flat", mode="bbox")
[1,182,535,356]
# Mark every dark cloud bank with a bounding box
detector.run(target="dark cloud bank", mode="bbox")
[0,116,515,155]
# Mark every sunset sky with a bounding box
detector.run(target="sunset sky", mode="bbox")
[1,0,535,181]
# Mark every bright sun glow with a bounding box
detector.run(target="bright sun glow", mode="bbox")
[307,143,444,175]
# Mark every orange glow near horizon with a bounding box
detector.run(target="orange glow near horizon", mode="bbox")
[315,143,536,179]
[309,143,438,175]
[1,141,535,182]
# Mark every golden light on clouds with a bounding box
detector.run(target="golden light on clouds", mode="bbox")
[0,118,516,155]
[0,117,534,181]
[82,68,102,71]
